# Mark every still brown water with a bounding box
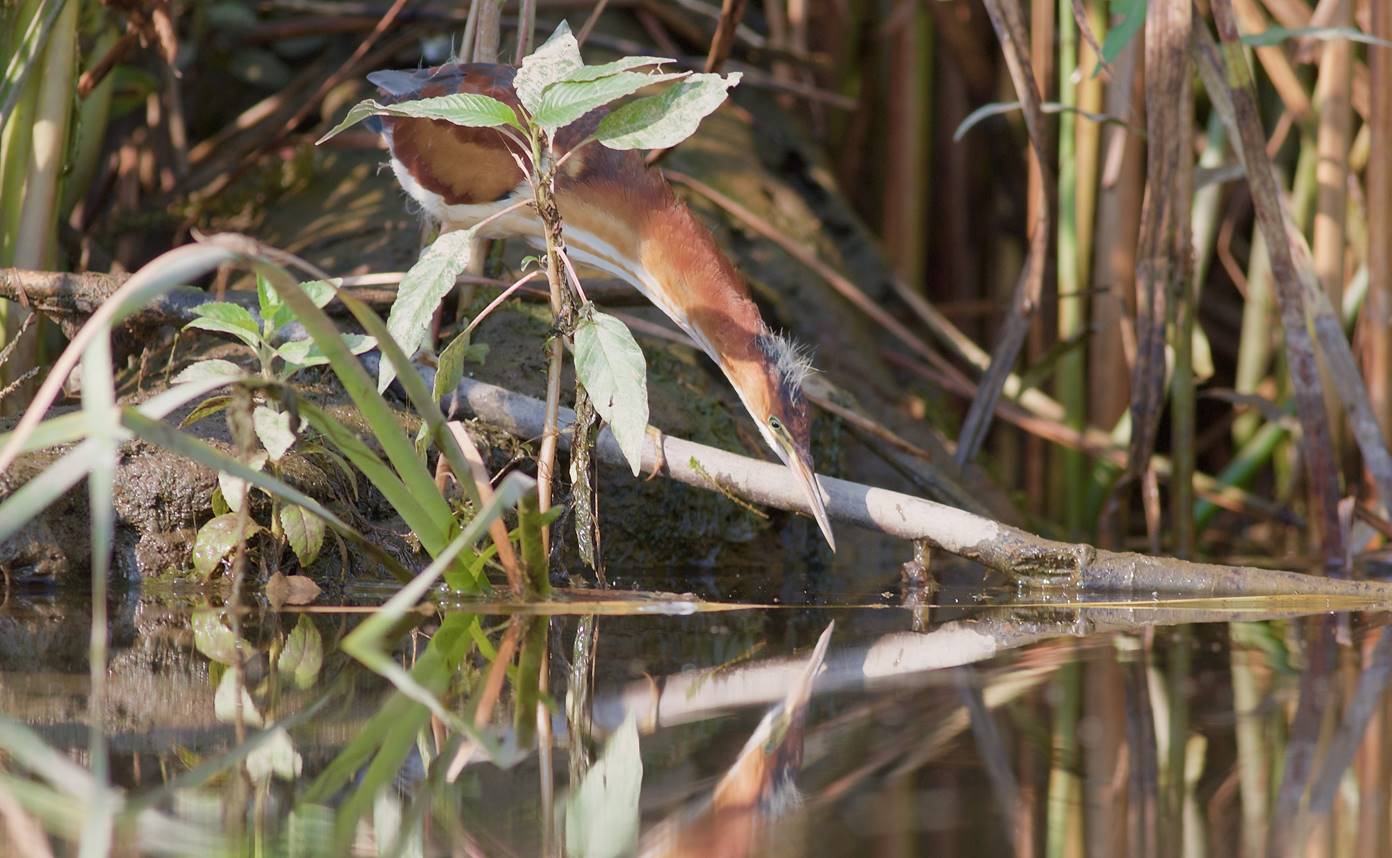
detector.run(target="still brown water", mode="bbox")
[1,575,1388,857]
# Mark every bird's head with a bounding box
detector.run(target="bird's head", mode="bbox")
[737,331,835,551]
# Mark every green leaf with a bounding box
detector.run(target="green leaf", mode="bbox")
[297,279,338,309]
[279,503,325,568]
[379,228,478,392]
[256,273,284,328]
[278,615,324,689]
[573,308,648,476]
[594,72,740,151]
[564,715,642,858]
[192,609,248,665]
[192,514,261,579]
[253,405,296,461]
[1241,24,1392,49]
[186,302,263,350]
[172,359,245,385]
[278,334,376,369]
[560,56,674,84]
[514,20,584,114]
[211,487,230,516]
[533,71,687,132]
[1101,0,1145,64]
[434,330,490,402]
[180,394,232,428]
[316,94,519,144]
[241,266,456,565]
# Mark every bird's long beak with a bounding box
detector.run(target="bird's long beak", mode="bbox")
[785,447,836,552]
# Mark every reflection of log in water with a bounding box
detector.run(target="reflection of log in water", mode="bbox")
[586,605,1339,736]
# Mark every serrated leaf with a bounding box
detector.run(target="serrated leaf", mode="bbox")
[279,504,325,568]
[214,668,265,727]
[254,406,296,461]
[219,451,267,513]
[561,56,674,84]
[184,318,262,350]
[317,93,519,144]
[564,715,642,858]
[514,21,583,114]
[379,228,478,392]
[533,70,687,132]
[595,72,740,150]
[298,279,337,308]
[256,273,282,323]
[573,308,648,475]
[246,727,302,783]
[193,514,261,578]
[193,609,248,664]
[173,359,245,385]
[278,614,324,689]
[191,301,259,330]
[434,330,490,401]
[186,301,263,349]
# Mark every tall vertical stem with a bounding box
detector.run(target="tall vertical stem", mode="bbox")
[1055,0,1085,535]
[1367,0,1392,432]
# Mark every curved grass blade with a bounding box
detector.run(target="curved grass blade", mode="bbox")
[235,254,457,557]
[340,471,534,733]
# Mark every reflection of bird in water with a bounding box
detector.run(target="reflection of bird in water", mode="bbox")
[639,622,834,857]
[366,62,835,549]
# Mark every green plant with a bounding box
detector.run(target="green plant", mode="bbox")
[318,21,739,566]
[176,275,378,577]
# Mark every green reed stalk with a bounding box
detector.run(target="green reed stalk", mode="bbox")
[1055,0,1085,535]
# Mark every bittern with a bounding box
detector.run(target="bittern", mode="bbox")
[367,62,836,550]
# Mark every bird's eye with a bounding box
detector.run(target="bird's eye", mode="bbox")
[768,416,784,432]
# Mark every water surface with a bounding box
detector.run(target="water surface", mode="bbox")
[0,576,1385,857]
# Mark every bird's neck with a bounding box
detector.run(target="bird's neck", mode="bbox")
[561,190,768,372]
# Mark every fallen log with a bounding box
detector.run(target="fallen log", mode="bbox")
[447,374,1392,599]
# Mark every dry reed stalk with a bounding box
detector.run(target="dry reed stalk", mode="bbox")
[1232,0,1313,119]
[1206,1,1345,570]
[1311,0,1354,453]
[1126,0,1192,484]
[473,0,504,64]
[1090,36,1143,428]
[881,2,930,290]
[1366,0,1392,433]
[1025,0,1056,510]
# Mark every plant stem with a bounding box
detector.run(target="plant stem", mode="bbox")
[528,132,599,569]
[1055,0,1085,535]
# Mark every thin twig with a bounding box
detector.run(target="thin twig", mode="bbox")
[515,0,538,63]
[77,31,139,99]
[464,271,545,335]
[448,422,525,595]
[575,0,612,47]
